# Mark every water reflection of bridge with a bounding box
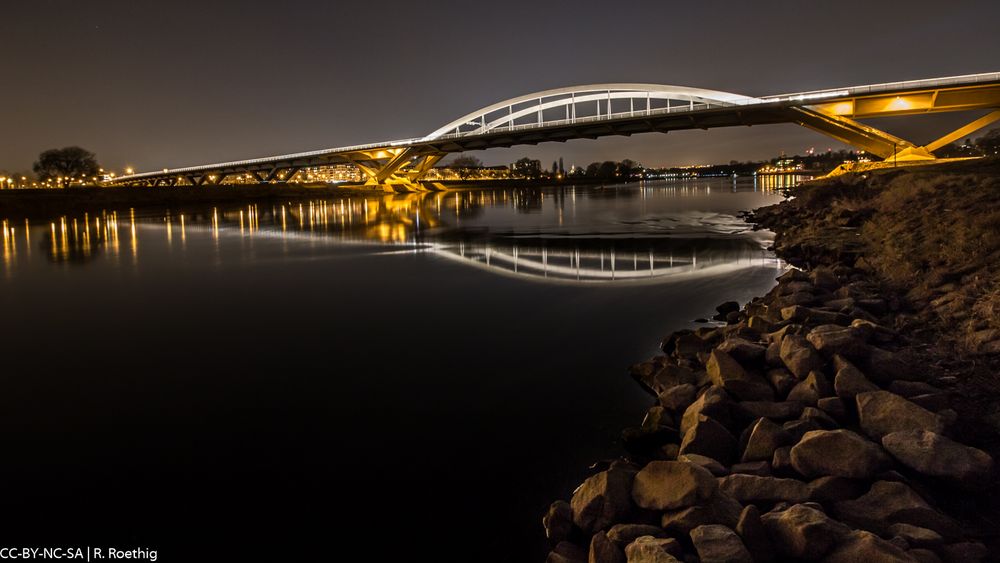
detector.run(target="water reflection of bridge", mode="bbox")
[6,182,785,283]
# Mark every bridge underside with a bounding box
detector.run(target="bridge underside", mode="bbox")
[113,76,1000,188]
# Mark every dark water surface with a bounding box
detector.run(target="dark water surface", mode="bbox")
[0,179,789,561]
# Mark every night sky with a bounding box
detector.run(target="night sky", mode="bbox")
[3,0,999,174]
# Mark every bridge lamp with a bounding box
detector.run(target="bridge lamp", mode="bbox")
[888,96,911,111]
[125,167,134,175]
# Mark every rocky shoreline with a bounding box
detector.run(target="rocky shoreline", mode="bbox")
[543,159,1000,563]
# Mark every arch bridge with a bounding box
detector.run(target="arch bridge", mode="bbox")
[113,72,1000,188]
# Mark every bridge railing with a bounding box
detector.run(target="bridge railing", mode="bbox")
[430,101,725,141]
[763,71,1000,101]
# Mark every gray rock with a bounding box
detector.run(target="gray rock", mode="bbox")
[806,324,869,360]
[735,505,774,562]
[908,548,944,563]
[661,491,742,534]
[834,361,880,399]
[767,323,804,345]
[909,393,950,412]
[748,316,773,333]
[881,430,994,486]
[822,530,918,563]
[624,537,682,563]
[717,337,767,364]
[718,474,809,504]
[658,384,697,413]
[735,400,804,422]
[680,386,731,435]
[679,415,737,466]
[742,417,794,462]
[816,397,847,422]
[771,446,793,474]
[678,453,728,476]
[782,419,823,442]
[780,305,848,325]
[650,364,699,395]
[571,466,637,533]
[938,542,989,563]
[631,461,718,511]
[857,391,945,440]
[861,346,914,385]
[765,341,783,367]
[761,503,851,560]
[641,406,673,431]
[547,541,588,563]
[806,476,865,503]
[800,406,839,429]
[790,429,888,479]
[888,380,941,398]
[706,350,774,401]
[606,524,668,547]
[834,481,961,538]
[887,523,943,548]
[779,335,824,378]
[544,500,574,544]
[730,461,771,476]
[690,525,753,563]
[765,368,797,398]
[786,370,834,406]
[589,531,626,563]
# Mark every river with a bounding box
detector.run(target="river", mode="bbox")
[0,177,793,561]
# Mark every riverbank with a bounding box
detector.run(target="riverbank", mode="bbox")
[544,158,1000,562]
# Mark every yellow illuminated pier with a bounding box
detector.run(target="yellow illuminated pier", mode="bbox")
[111,72,1000,189]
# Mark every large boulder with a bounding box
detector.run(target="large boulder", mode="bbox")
[765,368,798,398]
[780,305,847,325]
[742,417,794,462]
[786,370,834,406]
[706,350,774,401]
[571,467,637,533]
[887,523,943,548]
[779,335,824,378]
[822,530,918,563]
[658,384,697,413]
[735,400,804,423]
[806,324,869,360]
[833,361,879,399]
[761,503,852,560]
[856,391,945,440]
[881,430,994,486]
[661,491,742,535]
[544,500,575,545]
[589,531,626,563]
[689,525,753,563]
[790,429,888,479]
[735,505,774,562]
[606,524,668,547]
[624,536,682,563]
[679,415,737,466]
[717,474,810,504]
[806,476,866,503]
[678,453,728,477]
[680,386,731,435]
[547,541,588,563]
[631,461,718,511]
[717,338,767,364]
[834,481,961,538]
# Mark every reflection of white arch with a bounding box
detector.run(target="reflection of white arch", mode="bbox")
[424,84,762,140]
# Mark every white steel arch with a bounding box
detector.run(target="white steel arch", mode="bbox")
[423,83,762,140]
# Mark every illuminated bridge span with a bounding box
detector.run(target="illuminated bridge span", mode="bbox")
[114,72,1000,188]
